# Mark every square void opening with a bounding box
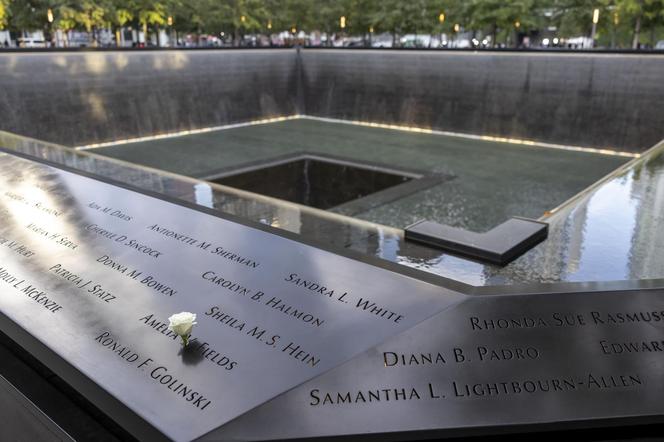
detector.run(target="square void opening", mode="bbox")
[208,155,417,210]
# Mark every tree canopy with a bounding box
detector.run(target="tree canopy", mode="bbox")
[1,0,662,48]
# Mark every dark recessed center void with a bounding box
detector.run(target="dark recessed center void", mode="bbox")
[208,155,416,210]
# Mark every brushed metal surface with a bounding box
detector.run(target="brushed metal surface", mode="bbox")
[0,374,75,442]
[0,151,463,441]
[213,288,664,440]
[405,217,548,265]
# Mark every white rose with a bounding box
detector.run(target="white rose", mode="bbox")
[168,312,197,346]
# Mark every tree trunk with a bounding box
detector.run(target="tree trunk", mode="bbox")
[632,14,642,49]
[492,23,497,48]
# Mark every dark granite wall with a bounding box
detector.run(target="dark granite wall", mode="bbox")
[300,50,664,152]
[0,49,662,151]
[0,50,299,146]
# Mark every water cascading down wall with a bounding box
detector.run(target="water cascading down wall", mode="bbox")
[0,48,662,152]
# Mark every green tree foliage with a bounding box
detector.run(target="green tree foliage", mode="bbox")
[615,0,664,47]
[133,0,167,38]
[466,0,536,46]
[6,0,48,32]
[1,0,662,48]
[0,0,9,29]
